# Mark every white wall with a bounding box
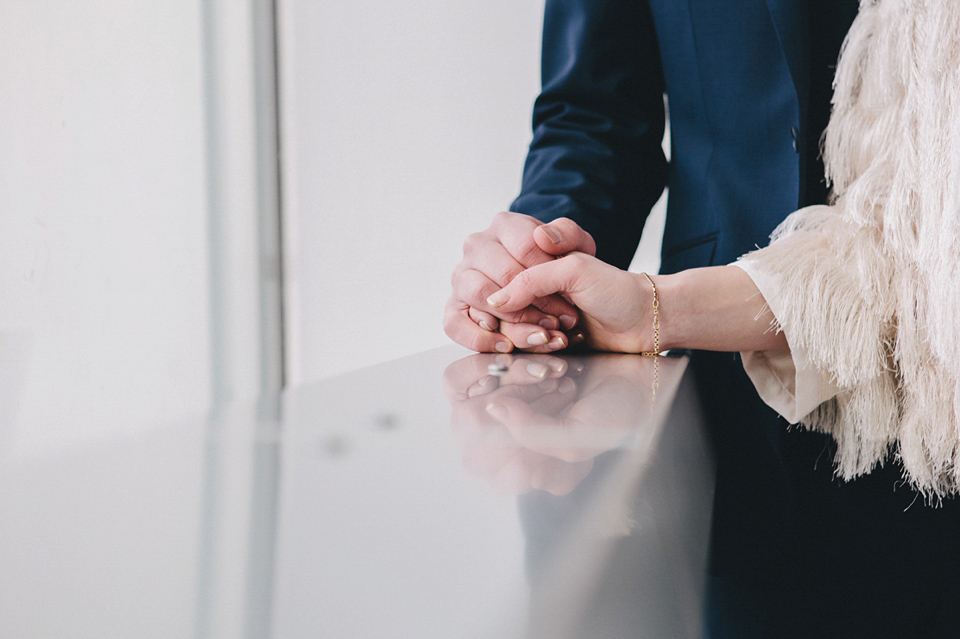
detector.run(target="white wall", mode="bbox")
[279,0,544,383]
[279,0,666,384]
[0,1,214,455]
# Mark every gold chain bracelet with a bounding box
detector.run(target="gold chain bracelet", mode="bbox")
[639,272,660,357]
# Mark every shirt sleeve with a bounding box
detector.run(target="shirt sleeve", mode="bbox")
[730,260,842,424]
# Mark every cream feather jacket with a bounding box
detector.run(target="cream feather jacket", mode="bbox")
[734,0,960,498]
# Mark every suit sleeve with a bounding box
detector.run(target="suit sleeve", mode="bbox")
[510,0,668,270]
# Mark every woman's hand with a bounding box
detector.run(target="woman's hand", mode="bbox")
[486,252,657,354]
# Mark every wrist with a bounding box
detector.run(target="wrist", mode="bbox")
[650,271,688,352]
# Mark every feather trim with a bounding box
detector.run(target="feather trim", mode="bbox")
[740,0,960,497]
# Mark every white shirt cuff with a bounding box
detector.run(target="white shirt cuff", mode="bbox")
[730,261,841,423]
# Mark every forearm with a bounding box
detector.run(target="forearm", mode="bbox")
[657,265,789,353]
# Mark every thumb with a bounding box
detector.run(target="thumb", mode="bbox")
[533,218,597,257]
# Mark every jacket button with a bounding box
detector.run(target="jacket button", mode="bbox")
[790,126,799,152]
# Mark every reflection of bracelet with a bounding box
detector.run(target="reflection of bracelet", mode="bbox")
[639,272,660,357]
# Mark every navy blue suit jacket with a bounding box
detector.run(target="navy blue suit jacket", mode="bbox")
[511,0,809,273]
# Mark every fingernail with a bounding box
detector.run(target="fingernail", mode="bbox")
[485,402,508,421]
[559,315,576,330]
[527,362,548,378]
[547,336,566,350]
[487,290,509,308]
[538,378,558,392]
[571,331,585,345]
[539,316,559,330]
[558,377,576,394]
[478,319,493,331]
[527,332,548,346]
[495,354,512,366]
[541,225,562,244]
[495,341,512,353]
[467,376,495,398]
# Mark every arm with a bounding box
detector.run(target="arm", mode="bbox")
[511,0,668,270]
[487,254,787,355]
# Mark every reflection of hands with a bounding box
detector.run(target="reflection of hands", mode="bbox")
[443,353,658,496]
[443,212,596,353]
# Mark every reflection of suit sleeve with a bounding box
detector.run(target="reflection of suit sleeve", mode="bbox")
[510,0,668,270]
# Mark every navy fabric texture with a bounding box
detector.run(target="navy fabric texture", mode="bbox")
[511,0,803,272]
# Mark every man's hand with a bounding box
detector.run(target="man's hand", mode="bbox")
[443,212,597,353]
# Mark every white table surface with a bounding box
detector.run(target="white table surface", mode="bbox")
[0,346,714,639]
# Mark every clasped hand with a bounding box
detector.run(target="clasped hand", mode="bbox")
[444,212,657,354]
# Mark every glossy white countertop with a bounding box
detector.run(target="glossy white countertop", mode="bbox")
[0,346,713,639]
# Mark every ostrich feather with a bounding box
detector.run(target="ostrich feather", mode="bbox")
[739,0,960,497]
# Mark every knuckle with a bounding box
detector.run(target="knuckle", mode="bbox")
[496,263,523,287]
[516,307,544,324]
[513,268,536,290]
[463,280,490,305]
[513,237,543,266]
[462,232,483,257]
[564,252,589,269]
[495,210,535,232]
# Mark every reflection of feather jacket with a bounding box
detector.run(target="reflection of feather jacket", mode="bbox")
[736,0,960,498]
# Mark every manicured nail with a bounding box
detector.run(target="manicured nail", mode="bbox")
[485,402,508,421]
[495,341,512,353]
[540,225,562,244]
[547,336,566,350]
[527,332,548,346]
[570,331,586,345]
[487,290,509,308]
[478,319,493,331]
[559,315,576,330]
[539,316,559,330]
[527,362,548,378]
[495,354,512,366]
[558,377,576,394]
